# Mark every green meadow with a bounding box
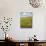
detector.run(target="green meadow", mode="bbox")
[20,17,32,28]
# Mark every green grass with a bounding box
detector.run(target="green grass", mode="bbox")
[20,17,32,28]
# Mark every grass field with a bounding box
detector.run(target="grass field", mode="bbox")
[20,17,32,28]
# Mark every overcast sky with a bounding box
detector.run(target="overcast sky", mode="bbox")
[20,12,33,17]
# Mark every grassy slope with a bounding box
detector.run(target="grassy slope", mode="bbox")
[20,17,32,28]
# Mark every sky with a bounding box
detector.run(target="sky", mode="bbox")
[20,12,33,17]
